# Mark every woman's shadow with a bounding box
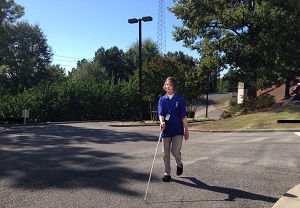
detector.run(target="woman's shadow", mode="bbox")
[172,177,278,203]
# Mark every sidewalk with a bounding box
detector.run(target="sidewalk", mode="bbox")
[272,184,300,208]
[195,104,225,120]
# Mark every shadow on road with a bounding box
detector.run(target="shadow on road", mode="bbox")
[172,177,278,203]
[0,124,158,196]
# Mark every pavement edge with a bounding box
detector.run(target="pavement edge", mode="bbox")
[272,184,300,208]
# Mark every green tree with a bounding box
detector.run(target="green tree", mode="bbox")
[169,0,300,97]
[93,46,129,81]
[124,38,160,72]
[68,59,108,82]
[45,64,67,83]
[166,51,198,67]
[1,21,52,94]
[0,0,25,94]
[219,69,239,92]
[142,56,179,119]
[165,51,204,98]
[142,54,203,118]
[272,0,300,97]
[0,0,24,24]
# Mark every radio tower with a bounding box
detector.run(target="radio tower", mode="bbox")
[157,0,166,54]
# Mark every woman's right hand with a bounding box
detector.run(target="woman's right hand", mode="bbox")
[160,122,165,131]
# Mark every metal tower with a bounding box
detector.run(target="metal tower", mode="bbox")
[157,0,166,54]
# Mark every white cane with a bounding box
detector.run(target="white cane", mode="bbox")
[144,131,163,202]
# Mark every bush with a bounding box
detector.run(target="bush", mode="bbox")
[220,111,234,119]
[242,94,275,113]
[229,98,237,106]
[256,93,276,109]
[221,94,275,119]
[0,78,139,123]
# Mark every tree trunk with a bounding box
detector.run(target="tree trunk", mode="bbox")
[148,102,153,121]
[285,79,291,98]
[247,85,257,98]
[245,80,257,98]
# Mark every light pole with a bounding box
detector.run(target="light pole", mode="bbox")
[205,72,211,118]
[128,16,153,121]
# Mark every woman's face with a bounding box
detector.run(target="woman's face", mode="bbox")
[165,80,175,95]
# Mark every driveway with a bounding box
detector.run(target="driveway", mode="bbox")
[195,92,232,119]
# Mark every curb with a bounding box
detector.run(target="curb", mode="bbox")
[189,128,300,133]
[1,121,299,132]
[272,184,300,208]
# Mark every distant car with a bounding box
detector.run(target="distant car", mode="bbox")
[292,83,300,95]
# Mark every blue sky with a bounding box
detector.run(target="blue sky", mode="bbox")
[15,0,199,72]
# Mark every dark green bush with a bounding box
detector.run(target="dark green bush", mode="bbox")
[221,94,275,119]
[242,93,275,113]
[229,98,237,106]
[256,93,276,109]
[0,78,139,123]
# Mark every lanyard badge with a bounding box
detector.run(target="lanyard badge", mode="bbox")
[166,98,175,121]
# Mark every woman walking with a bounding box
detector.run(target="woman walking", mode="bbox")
[158,77,189,182]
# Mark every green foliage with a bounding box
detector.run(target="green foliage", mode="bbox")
[220,99,242,119]
[93,46,129,81]
[220,111,234,119]
[220,93,275,119]
[0,2,212,122]
[142,54,202,108]
[169,0,300,97]
[125,38,160,70]
[70,40,159,84]
[229,98,238,109]
[69,59,108,83]
[0,0,24,24]
[242,94,276,113]
[0,78,139,122]
[0,21,53,94]
[142,56,179,104]
[219,69,239,92]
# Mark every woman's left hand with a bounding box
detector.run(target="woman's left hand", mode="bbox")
[184,131,189,141]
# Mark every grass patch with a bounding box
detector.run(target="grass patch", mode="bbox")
[228,104,243,113]
[188,117,214,122]
[212,94,232,108]
[192,106,300,130]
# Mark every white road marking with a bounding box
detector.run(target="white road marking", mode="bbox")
[295,132,300,136]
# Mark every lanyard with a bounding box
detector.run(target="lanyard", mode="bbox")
[167,98,175,114]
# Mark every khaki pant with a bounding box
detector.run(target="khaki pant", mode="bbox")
[162,135,183,175]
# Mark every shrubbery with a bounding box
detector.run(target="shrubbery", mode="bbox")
[242,94,276,113]
[220,93,276,119]
[0,78,139,123]
[220,110,234,119]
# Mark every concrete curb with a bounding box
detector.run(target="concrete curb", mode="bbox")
[189,128,300,133]
[272,184,300,208]
[1,121,299,133]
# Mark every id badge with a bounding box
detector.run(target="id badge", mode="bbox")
[165,114,170,121]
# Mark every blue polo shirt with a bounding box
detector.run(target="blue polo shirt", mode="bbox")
[158,93,187,137]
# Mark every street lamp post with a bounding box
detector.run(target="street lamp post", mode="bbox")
[128,16,152,121]
[205,72,211,118]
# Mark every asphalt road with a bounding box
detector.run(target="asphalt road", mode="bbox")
[1,123,300,208]
[195,92,232,119]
